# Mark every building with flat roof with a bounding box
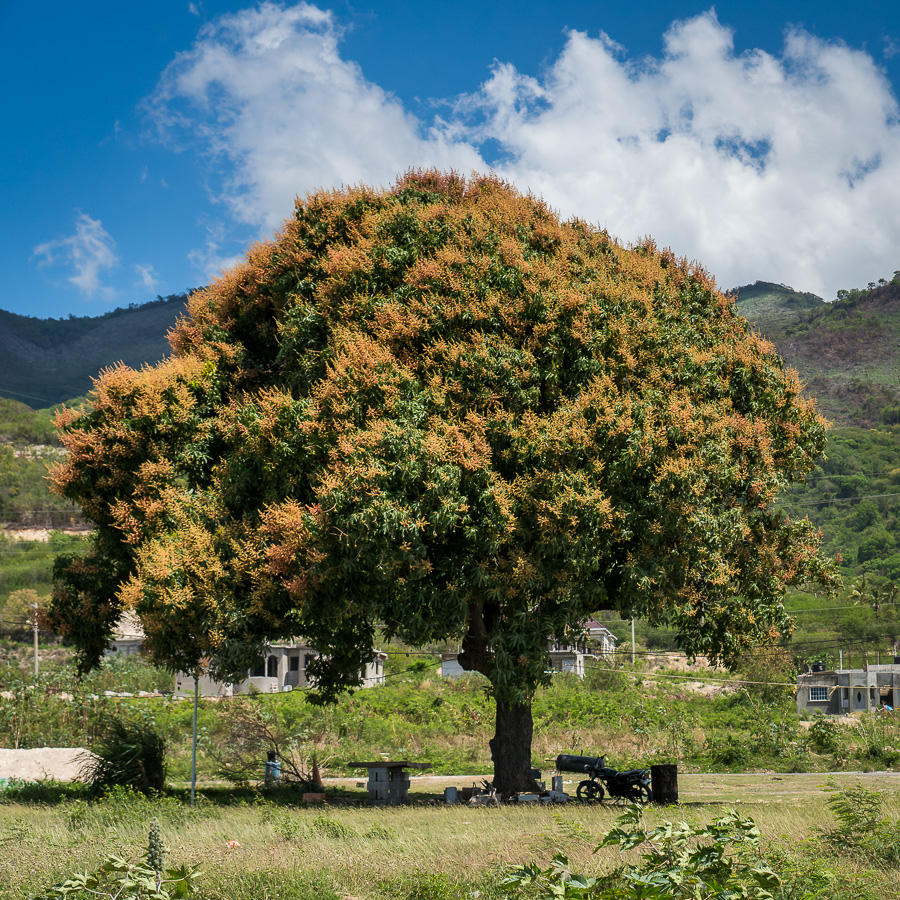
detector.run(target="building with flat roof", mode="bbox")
[796,663,900,715]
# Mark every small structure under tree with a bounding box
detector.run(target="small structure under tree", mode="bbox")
[49,171,836,795]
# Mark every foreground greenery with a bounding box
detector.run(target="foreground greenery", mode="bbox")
[2,779,899,899]
[2,652,899,780]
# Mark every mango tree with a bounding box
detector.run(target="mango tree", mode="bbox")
[50,171,835,794]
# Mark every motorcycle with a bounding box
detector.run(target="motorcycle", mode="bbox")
[555,753,653,804]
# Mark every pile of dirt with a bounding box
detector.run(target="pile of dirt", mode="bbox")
[0,747,97,782]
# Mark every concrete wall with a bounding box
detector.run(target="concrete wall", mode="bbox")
[797,667,900,716]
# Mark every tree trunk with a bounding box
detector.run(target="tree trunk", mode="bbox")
[490,695,539,797]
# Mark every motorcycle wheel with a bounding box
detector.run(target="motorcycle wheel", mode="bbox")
[636,783,652,804]
[576,780,605,803]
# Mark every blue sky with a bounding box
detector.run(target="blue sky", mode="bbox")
[3,1,899,320]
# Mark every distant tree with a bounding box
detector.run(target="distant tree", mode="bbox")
[49,171,836,794]
[1,588,47,636]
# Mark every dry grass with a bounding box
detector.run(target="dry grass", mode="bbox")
[3,773,900,898]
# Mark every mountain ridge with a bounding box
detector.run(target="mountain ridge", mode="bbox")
[0,294,189,407]
[1,275,898,425]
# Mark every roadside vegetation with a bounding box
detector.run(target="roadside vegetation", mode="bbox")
[2,650,899,780]
[2,777,900,899]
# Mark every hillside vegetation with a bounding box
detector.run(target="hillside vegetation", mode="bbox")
[733,273,900,425]
[0,293,188,407]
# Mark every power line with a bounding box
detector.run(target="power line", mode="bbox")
[0,387,57,405]
[786,491,900,507]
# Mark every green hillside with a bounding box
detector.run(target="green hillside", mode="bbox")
[0,294,189,408]
[732,275,900,426]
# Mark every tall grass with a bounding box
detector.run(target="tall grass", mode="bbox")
[3,781,899,899]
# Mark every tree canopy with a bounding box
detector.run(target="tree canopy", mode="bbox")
[49,171,835,792]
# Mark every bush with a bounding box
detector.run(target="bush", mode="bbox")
[821,781,900,866]
[704,734,751,768]
[808,713,841,753]
[79,713,167,796]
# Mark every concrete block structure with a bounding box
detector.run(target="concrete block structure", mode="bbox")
[104,611,145,657]
[104,614,386,697]
[441,622,618,680]
[796,663,900,715]
[174,639,387,697]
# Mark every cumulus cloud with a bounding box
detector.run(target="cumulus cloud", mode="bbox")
[33,212,119,297]
[473,13,900,297]
[145,1,483,232]
[146,4,900,299]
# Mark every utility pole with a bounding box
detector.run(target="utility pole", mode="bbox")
[32,603,39,680]
[191,672,199,807]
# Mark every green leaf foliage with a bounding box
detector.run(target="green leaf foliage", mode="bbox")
[48,171,835,785]
[503,805,823,899]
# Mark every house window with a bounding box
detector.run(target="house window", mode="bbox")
[250,660,265,678]
[809,686,829,702]
[267,655,278,678]
[289,655,300,672]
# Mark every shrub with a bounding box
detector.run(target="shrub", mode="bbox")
[808,713,841,753]
[79,713,167,796]
[821,781,900,866]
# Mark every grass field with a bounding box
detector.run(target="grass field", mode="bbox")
[3,772,900,899]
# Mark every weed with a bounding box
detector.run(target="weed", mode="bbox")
[504,805,828,899]
[307,815,356,840]
[33,821,199,899]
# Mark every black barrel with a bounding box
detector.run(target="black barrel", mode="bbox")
[555,754,603,774]
[650,764,678,804]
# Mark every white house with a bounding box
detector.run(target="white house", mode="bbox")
[174,638,387,697]
[104,614,386,696]
[104,611,145,657]
[441,621,618,680]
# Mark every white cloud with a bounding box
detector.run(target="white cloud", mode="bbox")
[146,5,900,299]
[33,212,119,297]
[135,263,160,292]
[472,13,900,297]
[145,1,483,233]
